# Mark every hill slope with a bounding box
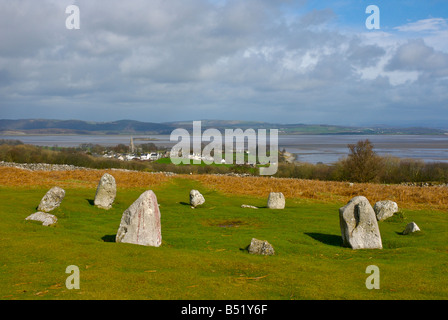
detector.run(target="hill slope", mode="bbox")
[0,119,447,135]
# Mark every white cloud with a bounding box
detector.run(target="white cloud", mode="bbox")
[395,18,447,32]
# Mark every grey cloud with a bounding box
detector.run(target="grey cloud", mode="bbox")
[297,8,336,27]
[0,0,447,127]
[0,1,67,57]
[348,40,386,67]
[386,39,448,76]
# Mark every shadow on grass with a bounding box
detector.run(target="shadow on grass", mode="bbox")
[179,201,190,206]
[102,234,116,242]
[87,199,95,206]
[395,231,423,236]
[305,233,342,247]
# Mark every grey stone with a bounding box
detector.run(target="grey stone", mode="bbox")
[267,192,285,209]
[94,173,117,209]
[116,190,162,247]
[339,196,383,249]
[25,212,57,226]
[37,187,65,212]
[374,200,398,221]
[241,204,258,209]
[248,238,275,255]
[403,222,420,235]
[190,189,205,207]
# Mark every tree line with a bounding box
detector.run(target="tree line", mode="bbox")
[274,139,448,183]
[0,139,447,183]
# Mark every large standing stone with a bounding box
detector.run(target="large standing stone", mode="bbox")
[37,187,65,212]
[339,196,383,249]
[116,190,162,247]
[94,173,117,209]
[267,192,285,209]
[25,212,57,226]
[248,238,275,256]
[374,200,398,221]
[190,190,205,207]
[403,222,420,235]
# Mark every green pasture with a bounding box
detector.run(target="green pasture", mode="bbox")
[0,178,447,300]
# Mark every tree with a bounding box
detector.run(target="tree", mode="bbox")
[342,139,382,182]
[112,144,129,154]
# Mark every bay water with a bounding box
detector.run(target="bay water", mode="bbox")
[2,134,448,164]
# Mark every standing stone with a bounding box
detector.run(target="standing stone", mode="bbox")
[248,238,275,256]
[37,187,65,212]
[267,192,285,209]
[25,212,57,226]
[374,200,398,221]
[339,196,382,249]
[190,190,205,207]
[403,222,420,235]
[94,173,117,210]
[116,190,162,247]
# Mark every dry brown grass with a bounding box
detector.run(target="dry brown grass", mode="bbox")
[0,167,172,189]
[1,167,447,211]
[187,174,448,211]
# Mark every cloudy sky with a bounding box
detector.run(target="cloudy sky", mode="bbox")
[1,0,448,127]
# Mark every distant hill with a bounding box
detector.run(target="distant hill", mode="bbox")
[0,119,447,135]
[0,119,174,135]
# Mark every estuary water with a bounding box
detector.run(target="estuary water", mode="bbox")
[2,134,448,164]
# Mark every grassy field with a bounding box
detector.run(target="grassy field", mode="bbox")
[0,168,447,300]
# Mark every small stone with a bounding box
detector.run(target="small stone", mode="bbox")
[267,192,285,209]
[37,187,65,213]
[241,204,258,209]
[25,212,57,226]
[248,238,275,255]
[374,200,398,221]
[403,222,421,235]
[190,190,205,207]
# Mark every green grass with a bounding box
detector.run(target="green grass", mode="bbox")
[0,179,447,300]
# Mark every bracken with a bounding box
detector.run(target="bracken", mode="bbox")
[0,167,171,189]
[187,174,448,211]
[1,167,447,211]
